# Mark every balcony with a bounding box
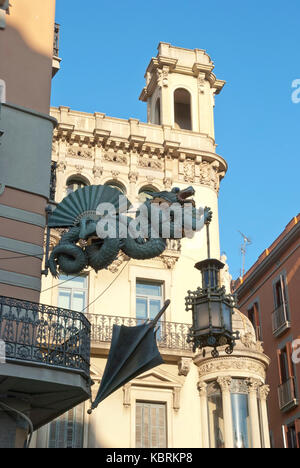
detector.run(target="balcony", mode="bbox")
[272,303,291,337]
[0,296,91,430]
[86,313,193,358]
[278,377,298,412]
[52,23,61,77]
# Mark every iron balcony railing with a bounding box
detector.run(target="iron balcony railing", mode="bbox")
[278,377,298,411]
[272,303,290,336]
[53,23,60,57]
[86,313,193,351]
[0,296,90,379]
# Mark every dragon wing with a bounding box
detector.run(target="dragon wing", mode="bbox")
[48,185,131,228]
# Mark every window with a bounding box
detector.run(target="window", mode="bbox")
[174,88,192,130]
[48,404,85,448]
[66,177,88,195]
[104,180,126,194]
[247,302,262,341]
[136,281,163,322]
[58,275,88,312]
[277,343,298,411]
[154,98,161,125]
[138,186,158,204]
[230,379,252,448]
[286,420,300,448]
[0,79,6,103]
[272,274,290,335]
[136,402,167,448]
[207,381,225,448]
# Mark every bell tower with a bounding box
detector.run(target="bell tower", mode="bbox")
[139,42,225,140]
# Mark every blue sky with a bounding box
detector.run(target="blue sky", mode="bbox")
[52,0,300,279]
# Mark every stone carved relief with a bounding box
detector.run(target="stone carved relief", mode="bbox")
[197,73,206,94]
[178,357,192,376]
[128,171,139,183]
[139,155,163,170]
[93,166,103,178]
[104,151,128,165]
[111,170,120,179]
[157,66,169,88]
[75,165,84,174]
[163,177,173,189]
[220,254,232,294]
[67,145,93,159]
[108,252,130,273]
[57,161,66,173]
[238,333,264,353]
[161,255,179,270]
[179,158,225,192]
[182,160,195,183]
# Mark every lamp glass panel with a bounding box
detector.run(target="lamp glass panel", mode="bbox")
[222,303,232,332]
[210,301,222,328]
[195,303,209,329]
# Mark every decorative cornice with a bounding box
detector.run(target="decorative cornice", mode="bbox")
[197,356,267,380]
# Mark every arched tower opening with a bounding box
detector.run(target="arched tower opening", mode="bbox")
[174,88,192,130]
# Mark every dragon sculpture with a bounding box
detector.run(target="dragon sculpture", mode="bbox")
[48,184,211,277]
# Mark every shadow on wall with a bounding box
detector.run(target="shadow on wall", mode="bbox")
[0,23,53,114]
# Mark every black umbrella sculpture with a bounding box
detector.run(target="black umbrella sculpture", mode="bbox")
[88,300,171,413]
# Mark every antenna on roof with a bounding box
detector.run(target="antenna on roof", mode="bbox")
[238,231,252,278]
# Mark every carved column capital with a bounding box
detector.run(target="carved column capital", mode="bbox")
[217,376,232,392]
[197,381,207,397]
[258,384,270,400]
[246,378,262,393]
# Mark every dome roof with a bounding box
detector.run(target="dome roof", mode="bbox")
[232,308,256,342]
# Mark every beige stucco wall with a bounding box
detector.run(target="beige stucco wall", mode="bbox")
[0,0,56,113]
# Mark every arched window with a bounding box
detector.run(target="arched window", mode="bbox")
[154,97,161,125]
[174,88,192,130]
[66,177,88,195]
[138,186,158,203]
[104,180,127,194]
[207,381,225,449]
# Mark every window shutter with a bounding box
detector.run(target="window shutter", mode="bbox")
[286,342,294,378]
[277,349,283,385]
[136,402,167,449]
[48,404,84,448]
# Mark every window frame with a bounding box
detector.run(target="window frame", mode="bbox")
[136,279,164,322]
[57,275,89,313]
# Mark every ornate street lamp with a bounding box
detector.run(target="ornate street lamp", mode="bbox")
[185,210,239,358]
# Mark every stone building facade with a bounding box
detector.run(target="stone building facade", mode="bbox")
[34,43,271,448]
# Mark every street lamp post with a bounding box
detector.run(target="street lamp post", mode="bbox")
[185,210,239,358]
